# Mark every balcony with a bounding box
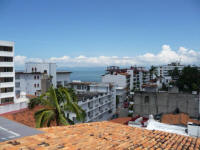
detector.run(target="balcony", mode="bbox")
[95,104,99,107]
[99,109,103,113]
[0,72,14,78]
[0,82,14,88]
[0,62,14,67]
[0,51,13,57]
[0,92,14,99]
[88,106,93,110]
[99,100,103,105]
[88,114,93,119]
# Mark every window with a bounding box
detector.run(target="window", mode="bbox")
[32,68,34,72]
[34,76,36,80]
[37,76,39,79]
[0,46,12,52]
[77,85,81,89]
[37,84,39,87]
[34,84,36,88]
[44,70,47,74]
[15,82,20,87]
[35,92,37,96]
[16,74,20,79]
[64,81,68,86]
[16,90,20,96]
[1,97,14,104]
[144,96,149,104]
[35,68,37,72]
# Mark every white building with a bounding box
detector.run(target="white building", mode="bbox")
[15,72,43,96]
[156,62,185,85]
[68,81,116,122]
[0,41,15,105]
[56,71,71,87]
[25,62,57,87]
[127,66,149,91]
[15,63,71,96]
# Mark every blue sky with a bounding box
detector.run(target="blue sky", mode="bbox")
[0,0,200,67]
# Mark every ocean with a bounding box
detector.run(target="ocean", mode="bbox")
[58,67,106,82]
[16,67,106,82]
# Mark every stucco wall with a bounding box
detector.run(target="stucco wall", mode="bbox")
[133,92,199,118]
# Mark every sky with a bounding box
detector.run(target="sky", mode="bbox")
[0,0,200,67]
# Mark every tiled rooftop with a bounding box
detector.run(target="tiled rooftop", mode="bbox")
[161,113,200,126]
[1,106,44,128]
[0,121,200,149]
[110,117,131,124]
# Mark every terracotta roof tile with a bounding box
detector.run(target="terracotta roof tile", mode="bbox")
[0,106,43,127]
[0,121,200,150]
[109,117,131,124]
[161,113,200,126]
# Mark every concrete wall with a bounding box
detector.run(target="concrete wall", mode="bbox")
[0,101,27,114]
[133,92,199,118]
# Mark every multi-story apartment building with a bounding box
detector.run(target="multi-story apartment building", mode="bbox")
[127,66,149,91]
[155,62,185,85]
[102,66,150,103]
[0,41,15,105]
[15,72,43,97]
[25,62,57,87]
[15,63,71,96]
[68,81,116,122]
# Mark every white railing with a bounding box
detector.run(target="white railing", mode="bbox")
[0,92,14,99]
[0,51,13,57]
[0,102,28,114]
[0,62,14,67]
[0,82,14,88]
[0,72,14,77]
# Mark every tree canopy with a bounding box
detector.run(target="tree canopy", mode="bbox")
[173,66,200,92]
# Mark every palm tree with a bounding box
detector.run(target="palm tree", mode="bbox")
[28,86,86,128]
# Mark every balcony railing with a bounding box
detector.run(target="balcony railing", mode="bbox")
[0,62,14,67]
[0,72,14,78]
[88,106,93,109]
[0,51,13,57]
[88,115,93,119]
[99,101,103,105]
[0,82,14,88]
[0,92,14,99]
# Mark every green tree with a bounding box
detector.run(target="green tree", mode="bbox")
[29,86,86,128]
[175,66,200,92]
[168,67,180,80]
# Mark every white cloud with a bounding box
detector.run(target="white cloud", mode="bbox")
[14,55,27,65]
[14,45,200,67]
